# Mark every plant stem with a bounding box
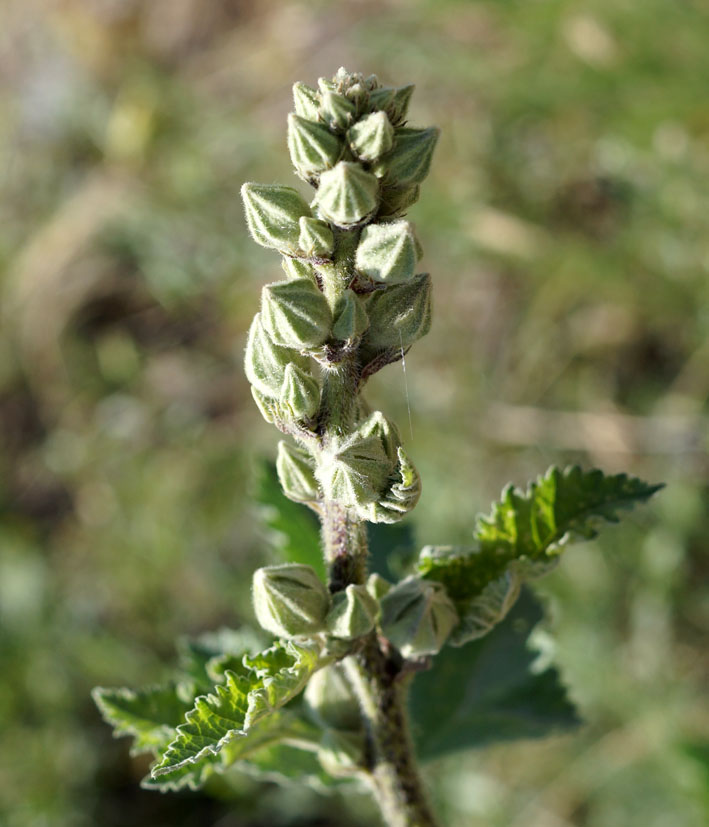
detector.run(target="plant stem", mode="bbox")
[321,501,439,827]
[344,637,440,827]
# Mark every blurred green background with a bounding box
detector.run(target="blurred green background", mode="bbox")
[1,1,708,825]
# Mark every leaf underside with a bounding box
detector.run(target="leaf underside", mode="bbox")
[410,587,581,760]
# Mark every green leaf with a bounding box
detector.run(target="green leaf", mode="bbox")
[410,588,581,760]
[151,640,327,785]
[419,465,662,602]
[92,683,194,755]
[177,627,268,690]
[254,461,324,578]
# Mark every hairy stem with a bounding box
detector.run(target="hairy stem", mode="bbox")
[322,502,438,827]
[344,637,440,827]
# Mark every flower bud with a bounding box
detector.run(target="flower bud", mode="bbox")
[281,256,317,282]
[244,313,310,398]
[378,183,420,219]
[357,446,421,523]
[363,273,432,351]
[319,89,356,131]
[316,433,393,510]
[276,440,320,503]
[304,663,361,732]
[369,84,414,126]
[292,81,320,120]
[326,584,379,639]
[241,183,311,253]
[317,730,365,778]
[379,577,458,658]
[252,563,330,639]
[355,220,422,284]
[298,216,334,259]
[348,111,394,162]
[279,363,320,421]
[356,411,400,463]
[373,127,439,187]
[367,573,392,601]
[287,114,342,182]
[315,162,379,228]
[261,278,332,350]
[332,290,369,342]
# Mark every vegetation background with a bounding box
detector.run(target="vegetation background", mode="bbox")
[1,1,707,825]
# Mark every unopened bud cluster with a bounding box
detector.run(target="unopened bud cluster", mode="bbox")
[242,68,437,525]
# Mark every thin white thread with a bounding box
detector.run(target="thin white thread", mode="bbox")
[399,329,414,440]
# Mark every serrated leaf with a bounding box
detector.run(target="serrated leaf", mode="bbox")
[254,460,324,578]
[151,640,327,784]
[92,683,194,755]
[410,588,581,760]
[419,465,662,602]
[177,627,268,690]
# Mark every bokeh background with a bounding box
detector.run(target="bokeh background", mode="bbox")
[1,1,708,825]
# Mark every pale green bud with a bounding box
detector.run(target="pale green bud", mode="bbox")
[357,446,421,524]
[378,183,421,219]
[316,432,393,510]
[298,216,334,259]
[317,730,365,778]
[367,573,392,601]
[363,273,432,351]
[261,278,332,350]
[373,127,439,187]
[379,577,458,658]
[292,81,320,120]
[287,114,342,182]
[315,162,379,228]
[355,220,422,284]
[332,289,369,342]
[304,663,361,732]
[369,84,414,126]
[356,410,400,463]
[281,256,317,282]
[244,313,310,397]
[348,111,394,162]
[276,440,320,503]
[280,363,320,421]
[326,584,379,639]
[252,563,330,639]
[241,183,311,253]
[319,89,356,131]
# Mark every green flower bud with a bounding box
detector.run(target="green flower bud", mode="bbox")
[379,577,458,658]
[280,363,320,421]
[356,411,400,463]
[241,183,311,253]
[319,89,356,131]
[244,313,310,397]
[282,256,318,282]
[357,446,421,524]
[326,584,379,639]
[252,563,331,639]
[287,114,342,182]
[367,573,392,601]
[369,84,414,126]
[298,216,334,259]
[261,278,332,350]
[316,432,393,510]
[332,289,369,342]
[348,111,394,162]
[304,663,362,732]
[363,273,432,351]
[315,162,379,228]
[251,386,277,424]
[292,81,320,120]
[317,730,365,778]
[276,440,320,503]
[378,183,421,219]
[373,127,439,187]
[355,220,422,284]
